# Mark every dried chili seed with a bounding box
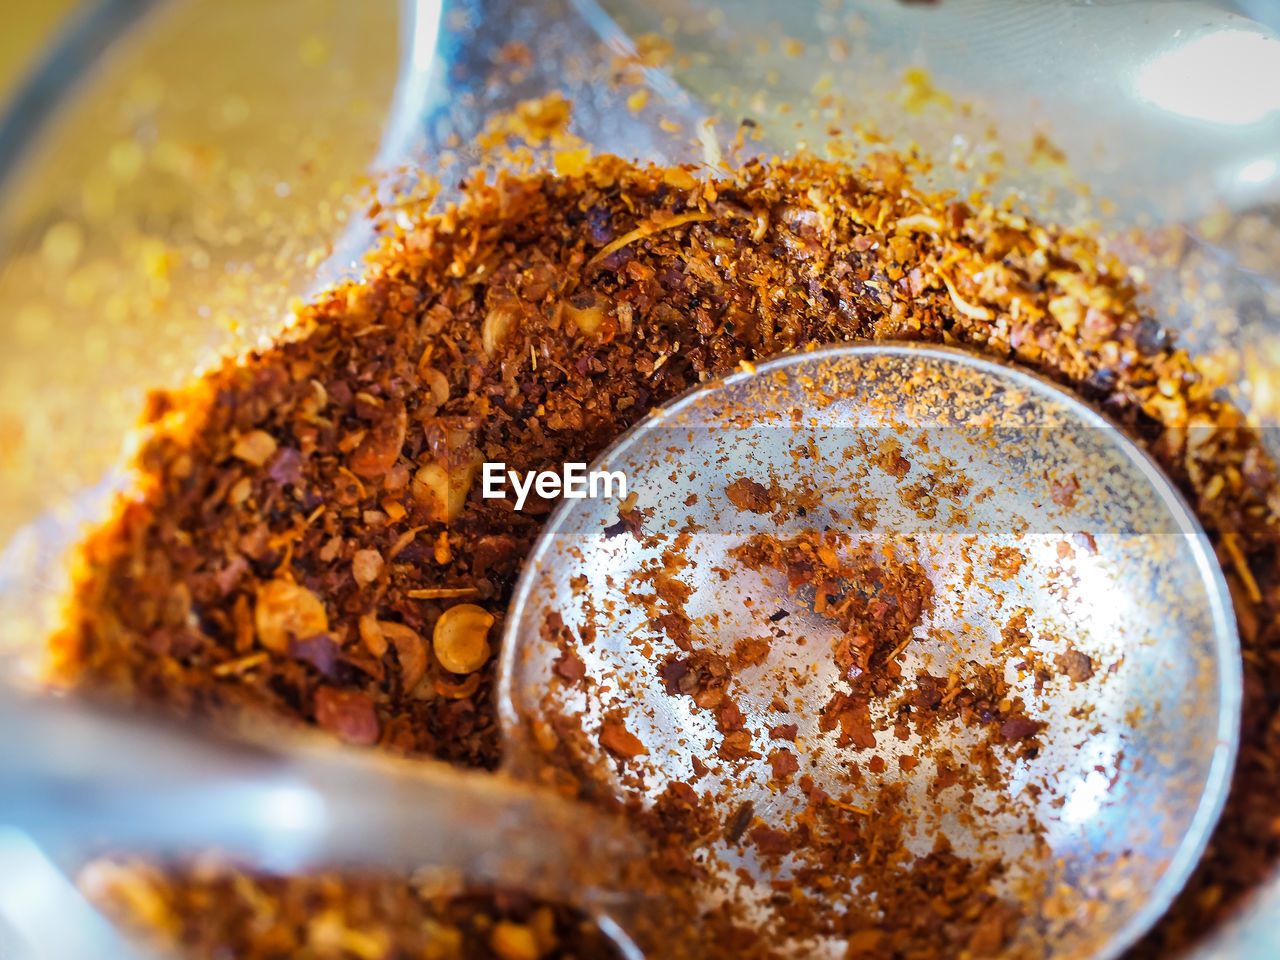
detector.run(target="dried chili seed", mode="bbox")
[482,305,520,357]
[563,297,605,336]
[419,363,451,408]
[410,459,478,524]
[431,603,493,675]
[380,621,428,692]
[357,613,386,658]
[433,672,481,700]
[231,429,277,467]
[253,579,328,654]
[351,549,383,587]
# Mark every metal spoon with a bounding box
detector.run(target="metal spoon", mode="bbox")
[0,691,651,960]
[500,343,1240,960]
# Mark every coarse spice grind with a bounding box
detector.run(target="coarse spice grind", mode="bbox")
[53,149,1279,959]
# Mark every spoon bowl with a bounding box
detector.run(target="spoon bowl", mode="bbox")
[500,343,1240,960]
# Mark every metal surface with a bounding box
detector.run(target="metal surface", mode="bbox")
[0,691,646,960]
[502,344,1241,960]
[0,692,638,886]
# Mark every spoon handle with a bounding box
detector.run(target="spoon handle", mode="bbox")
[0,692,639,904]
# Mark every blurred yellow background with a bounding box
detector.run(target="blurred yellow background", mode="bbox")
[0,0,80,102]
[0,0,399,577]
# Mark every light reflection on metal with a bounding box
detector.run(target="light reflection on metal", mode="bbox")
[1136,30,1280,125]
[376,0,444,169]
[0,826,149,960]
[1237,156,1278,185]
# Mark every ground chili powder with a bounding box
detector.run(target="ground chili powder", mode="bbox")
[53,150,1280,959]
